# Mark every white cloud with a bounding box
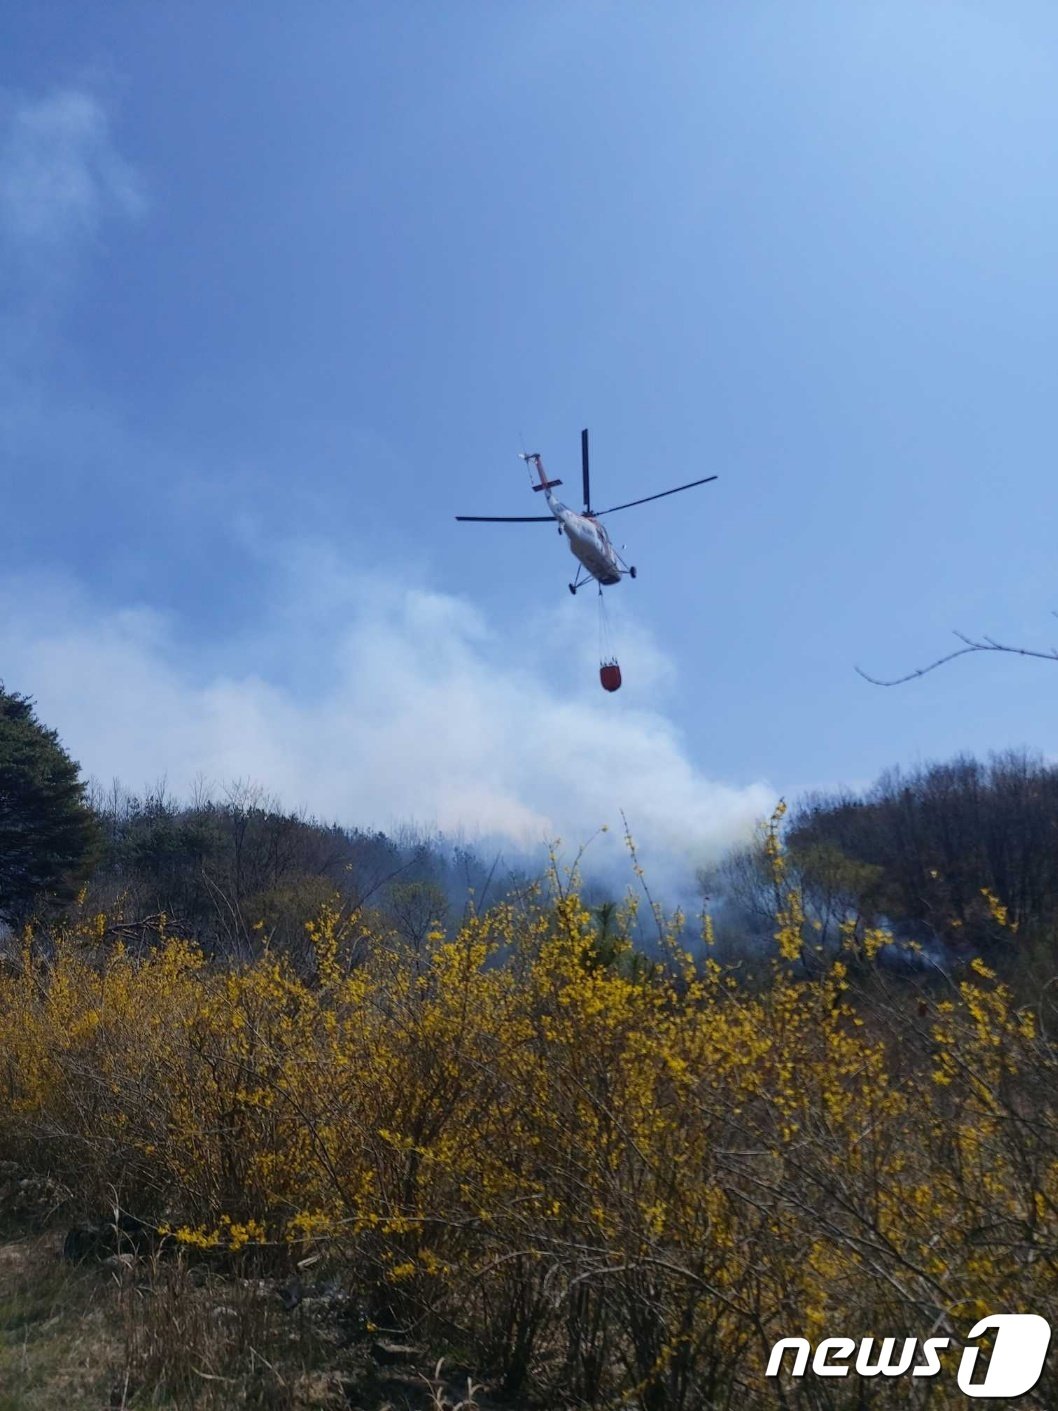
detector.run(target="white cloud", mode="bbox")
[0,561,773,897]
[0,87,144,250]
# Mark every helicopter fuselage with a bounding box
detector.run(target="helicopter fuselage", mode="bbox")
[545,490,623,586]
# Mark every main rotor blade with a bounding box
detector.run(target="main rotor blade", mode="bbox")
[594,475,718,517]
[581,428,590,513]
[455,515,554,522]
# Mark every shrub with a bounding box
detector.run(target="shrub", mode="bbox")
[3,866,1057,1407]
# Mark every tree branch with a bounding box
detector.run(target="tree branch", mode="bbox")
[856,629,1058,686]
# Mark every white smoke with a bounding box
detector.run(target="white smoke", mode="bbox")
[0,561,773,899]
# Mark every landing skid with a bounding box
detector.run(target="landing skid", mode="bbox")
[568,563,637,594]
[567,563,590,595]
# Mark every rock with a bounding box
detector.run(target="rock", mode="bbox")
[370,1339,421,1365]
[292,1370,360,1408]
[0,1166,58,1221]
[102,1253,137,1272]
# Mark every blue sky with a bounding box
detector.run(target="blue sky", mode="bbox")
[3,3,1058,887]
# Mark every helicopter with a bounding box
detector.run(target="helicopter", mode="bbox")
[456,429,717,596]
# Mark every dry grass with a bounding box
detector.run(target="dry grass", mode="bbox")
[0,1234,500,1411]
[0,1235,118,1411]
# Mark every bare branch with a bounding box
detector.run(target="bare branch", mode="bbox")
[857,628,1058,686]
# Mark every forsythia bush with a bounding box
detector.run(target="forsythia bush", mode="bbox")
[1,852,1056,1408]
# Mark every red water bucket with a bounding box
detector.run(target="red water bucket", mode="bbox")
[599,661,622,692]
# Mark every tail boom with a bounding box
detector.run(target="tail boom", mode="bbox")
[521,452,563,493]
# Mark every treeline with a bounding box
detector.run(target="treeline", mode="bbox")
[11,680,1058,988]
[81,781,527,963]
[708,748,1058,984]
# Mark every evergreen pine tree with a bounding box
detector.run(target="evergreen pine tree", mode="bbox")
[0,686,98,925]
